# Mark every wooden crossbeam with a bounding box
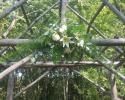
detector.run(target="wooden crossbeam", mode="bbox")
[0,61,120,68]
[92,38,125,46]
[1,39,125,46]
[0,39,31,46]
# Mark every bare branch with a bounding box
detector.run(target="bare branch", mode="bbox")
[92,38,125,46]
[87,3,105,33]
[2,17,18,38]
[97,60,125,83]
[103,0,125,23]
[73,70,105,92]
[0,0,27,20]
[67,5,105,38]
[67,5,124,54]
[0,54,33,80]
[21,1,59,36]
[21,5,34,34]
[14,68,53,98]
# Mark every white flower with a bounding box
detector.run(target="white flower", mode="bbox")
[18,72,22,77]
[59,25,67,33]
[60,35,72,48]
[31,57,36,64]
[77,40,84,47]
[52,33,60,41]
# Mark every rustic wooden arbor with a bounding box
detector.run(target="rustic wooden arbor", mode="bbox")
[0,0,125,100]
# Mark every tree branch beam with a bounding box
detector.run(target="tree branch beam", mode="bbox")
[14,68,53,98]
[21,0,59,36]
[103,0,125,23]
[0,54,33,80]
[92,38,125,46]
[0,61,122,68]
[97,60,125,84]
[21,5,34,34]
[0,0,27,20]
[73,70,105,92]
[87,2,105,33]
[67,5,124,54]
[67,5,105,38]
[0,39,31,46]
[2,16,18,38]
[1,38,125,46]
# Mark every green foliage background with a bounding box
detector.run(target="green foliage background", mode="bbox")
[0,0,125,100]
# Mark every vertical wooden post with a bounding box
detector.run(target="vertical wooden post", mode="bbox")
[60,0,68,100]
[6,72,14,100]
[60,0,67,25]
[109,60,123,100]
[109,72,121,100]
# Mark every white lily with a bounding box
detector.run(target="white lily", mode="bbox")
[60,35,72,48]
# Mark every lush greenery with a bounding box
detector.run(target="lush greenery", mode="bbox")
[0,0,125,100]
